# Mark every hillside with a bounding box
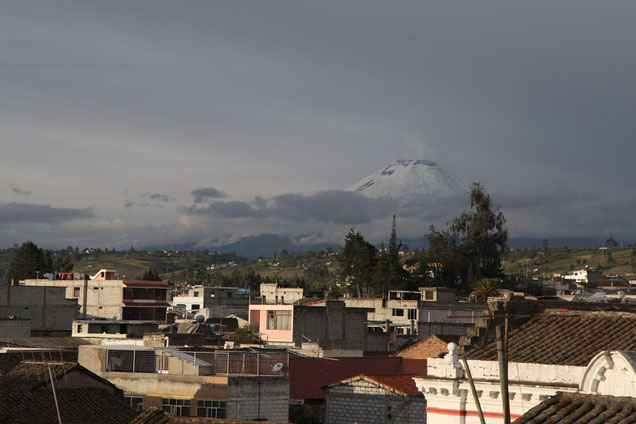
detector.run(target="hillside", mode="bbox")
[503,246,636,279]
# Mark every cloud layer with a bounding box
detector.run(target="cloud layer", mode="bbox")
[2,2,636,249]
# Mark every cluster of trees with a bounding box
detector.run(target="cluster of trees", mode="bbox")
[420,183,508,289]
[5,242,74,283]
[339,216,407,297]
[339,183,509,297]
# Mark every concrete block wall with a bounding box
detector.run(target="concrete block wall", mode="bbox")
[0,319,31,337]
[326,380,427,424]
[417,322,472,340]
[294,303,382,350]
[0,285,78,331]
[227,376,289,422]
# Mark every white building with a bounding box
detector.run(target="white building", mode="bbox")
[21,269,171,322]
[260,283,304,304]
[171,285,249,317]
[413,308,636,423]
[562,268,602,284]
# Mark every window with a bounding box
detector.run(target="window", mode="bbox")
[197,400,226,418]
[191,304,200,311]
[162,399,190,416]
[73,287,80,297]
[267,310,291,330]
[424,290,435,300]
[125,396,144,412]
[193,291,199,297]
[392,308,404,317]
[408,309,417,320]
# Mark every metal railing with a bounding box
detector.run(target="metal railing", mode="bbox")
[105,349,288,377]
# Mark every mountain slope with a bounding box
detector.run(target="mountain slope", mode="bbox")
[347,159,463,207]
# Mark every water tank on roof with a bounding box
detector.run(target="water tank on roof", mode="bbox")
[195,315,205,323]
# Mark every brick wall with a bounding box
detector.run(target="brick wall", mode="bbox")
[325,379,427,424]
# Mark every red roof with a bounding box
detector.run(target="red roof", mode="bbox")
[123,280,170,288]
[289,356,426,401]
[330,374,421,396]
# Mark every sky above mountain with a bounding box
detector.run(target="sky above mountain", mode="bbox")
[2,1,636,249]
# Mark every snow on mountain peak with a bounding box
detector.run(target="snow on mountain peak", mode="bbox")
[347,159,463,207]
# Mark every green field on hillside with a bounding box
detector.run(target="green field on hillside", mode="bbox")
[503,246,636,278]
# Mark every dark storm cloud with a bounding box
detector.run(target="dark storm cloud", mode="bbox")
[10,186,31,195]
[191,187,227,203]
[186,190,394,225]
[2,1,636,248]
[0,202,93,224]
[142,192,174,202]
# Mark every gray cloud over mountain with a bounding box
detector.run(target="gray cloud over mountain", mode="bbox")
[191,187,227,203]
[142,192,175,202]
[186,190,395,225]
[0,202,93,225]
[10,186,31,196]
[1,1,636,249]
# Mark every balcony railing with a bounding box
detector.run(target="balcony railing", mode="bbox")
[105,348,289,377]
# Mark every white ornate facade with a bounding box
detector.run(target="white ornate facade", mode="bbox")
[413,344,636,424]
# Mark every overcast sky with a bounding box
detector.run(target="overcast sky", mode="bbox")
[1,1,636,249]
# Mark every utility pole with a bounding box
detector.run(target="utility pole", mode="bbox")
[496,325,511,424]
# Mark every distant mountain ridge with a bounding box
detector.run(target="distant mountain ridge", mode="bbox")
[347,159,464,207]
[145,234,339,259]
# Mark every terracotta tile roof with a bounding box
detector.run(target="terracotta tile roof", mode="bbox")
[0,361,78,392]
[129,408,288,424]
[0,361,120,394]
[347,374,421,396]
[0,350,78,374]
[513,392,636,423]
[289,356,426,401]
[465,311,636,366]
[0,387,137,424]
[536,300,636,313]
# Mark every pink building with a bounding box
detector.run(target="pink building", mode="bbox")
[249,304,294,345]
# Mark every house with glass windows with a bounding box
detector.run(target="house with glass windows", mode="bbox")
[249,300,392,354]
[21,269,171,322]
[78,344,289,422]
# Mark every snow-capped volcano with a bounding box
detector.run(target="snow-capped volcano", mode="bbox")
[347,159,463,207]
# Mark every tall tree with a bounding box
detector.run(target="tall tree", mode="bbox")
[339,229,377,297]
[6,241,53,283]
[140,267,162,281]
[52,255,74,273]
[422,183,508,290]
[380,216,407,293]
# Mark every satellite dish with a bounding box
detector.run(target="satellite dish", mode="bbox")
[272,362,284,372]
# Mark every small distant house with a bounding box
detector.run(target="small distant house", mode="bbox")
[260,283,304,304]
[172,286,249,317]
[21,270,171,323]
